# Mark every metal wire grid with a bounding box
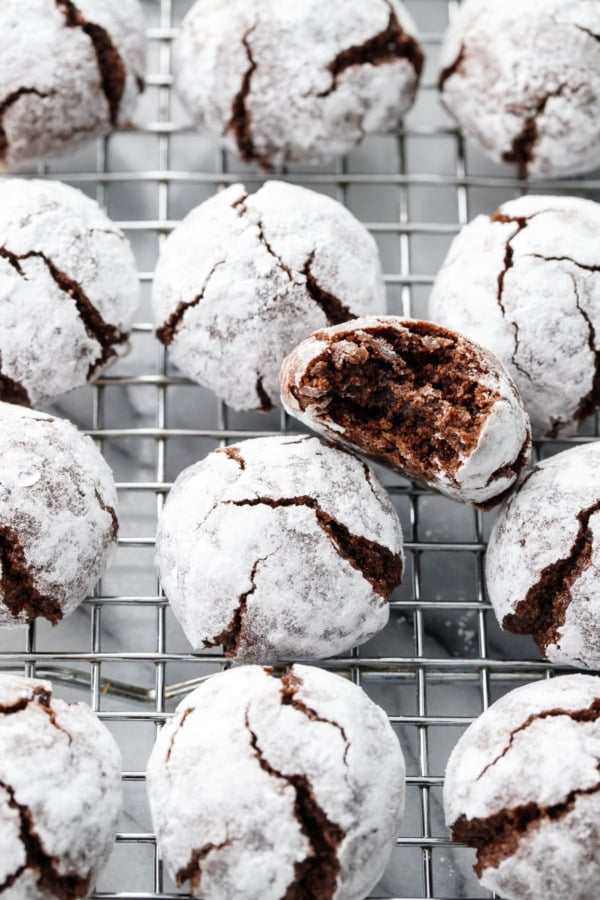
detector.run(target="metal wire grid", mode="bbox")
[1,0,599,897]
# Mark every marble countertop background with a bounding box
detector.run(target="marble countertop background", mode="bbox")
[1,1,599,898]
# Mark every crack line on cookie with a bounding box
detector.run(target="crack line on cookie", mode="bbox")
[574,24,600,42]
[303,252,352,325]
[502,84,568,177]
[176,839,231,892]
[0,88,54,162]
[224,26,271,169]
[215,446,246,470]
[0,524,64,626]
[233,196,296,282]
[165,707,194,764]
[280,671,350,765]
[503,497,600,653]
[222,495,402,598]
[94,489,119,542]
[56,0,127,125]
[0,246,128,378]
[0,779,90,898]
[477,700,600,781]
[569,275,600,423]
[245,709,345,900]
[0,685,51,717]
[0,351,30,408]
[438,43,466,90]
[156,260,226,346]
[318,0,424,98]
[452,772,600,877]
[203,556,268,656]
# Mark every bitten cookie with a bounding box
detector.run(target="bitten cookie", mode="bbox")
[0,402,118,628]
[438,0,600,178]
[147,664,405,900]
[429,195,600,438]
[486,442,600,669]
[0,178,140,407]
[0,674,122,899]
[280,317,531,507]
[155,435,403,662]
[444,675,600,900]
[0,0,145,169]
[173,0,423,168]
[153,181,386,411]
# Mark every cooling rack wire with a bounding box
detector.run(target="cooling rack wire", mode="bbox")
[1,0,599,898]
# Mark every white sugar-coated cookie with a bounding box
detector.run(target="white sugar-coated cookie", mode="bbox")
[173,0,423,168]
[147,664,405,900]
[486,443,600,669]
[0,0,145,169]
[0,178,140,407]
[0,402,118,628]
[280,317,531,508]
[0,674,122,899]
[155,435,403,662]
[438,0,600,178]
[444,675,600,900]
[429,195,600,439]
[153,182,386,411]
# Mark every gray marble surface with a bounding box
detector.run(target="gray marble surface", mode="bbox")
[1,0,599,897]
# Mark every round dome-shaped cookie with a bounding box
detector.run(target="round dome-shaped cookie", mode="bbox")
[173,0,424,169]
[155,435,403,662]
[147,664,405,900]
[444,674,600,900]
[0,0,145,169]
[0,674,122,899]
[486,442,600,669]
[0,402,118,628]
[0,178,140,407]
[153,181,386,411]
[438,0,600,179]
[429,195,600,439]
[280,317,531,508]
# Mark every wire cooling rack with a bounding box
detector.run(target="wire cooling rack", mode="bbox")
[1,1,599,898]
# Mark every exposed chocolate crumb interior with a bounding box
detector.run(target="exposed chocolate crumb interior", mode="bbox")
[291,321,499,482]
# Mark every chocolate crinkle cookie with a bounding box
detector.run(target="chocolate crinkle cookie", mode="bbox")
[0,178,140,407]
[147,664,405,900]
[173,0,423,169]
[486,442,600,670]
[155,435,403,662]
[0,0,145,169]
[0,674,122,899]
[280,317,531,508]
[153,181,386,412]
[444,675,600,900]
[438,0,600,179]
[429,195,600,439]
[0,402,118,628]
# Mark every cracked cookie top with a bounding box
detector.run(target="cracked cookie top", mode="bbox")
[155,434,403,662]
[444,674,600,900]
[429,194,600,438]
[152,181,386,411]
[0,673,122,899]
[0,402,119,628]
[486,441,600,669]
[280,316,531,508]
[438,0,600,179]
[0,178,140,407]
[146,664,405,900]
[0,0,145,168]
[173,0,423,168]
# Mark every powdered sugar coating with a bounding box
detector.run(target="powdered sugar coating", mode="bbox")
[0,178,140,406]
[429,195,600,438]
[155,435,403,662]
[0,0,145,169]
[153,181,386,411]
[486,442,600,669]
[438,0,600,178]
[0,402,119,628]
[280,316,531,507]
[444,674,600,900]
[0,674,122,898]
[147,664,405,900]
[173,0,423,169]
